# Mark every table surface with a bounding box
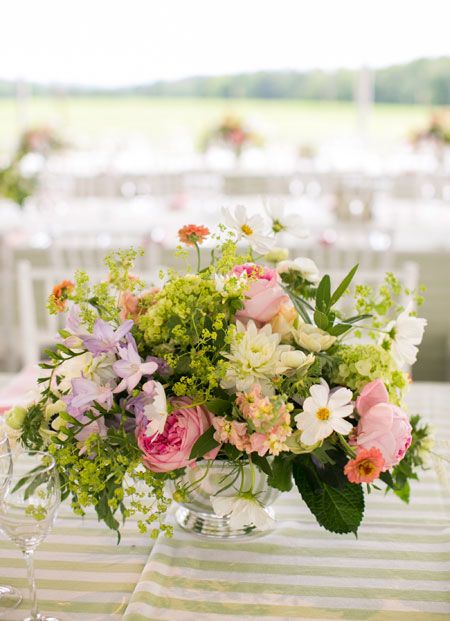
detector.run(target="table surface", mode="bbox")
[0,380,449,621]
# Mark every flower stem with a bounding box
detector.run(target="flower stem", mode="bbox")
[194,242,201,273]
[338,433,357,458]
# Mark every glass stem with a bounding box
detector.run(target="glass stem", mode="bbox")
[23,550,38,620]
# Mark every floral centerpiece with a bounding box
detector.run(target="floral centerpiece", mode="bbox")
[201,115,263,158]
[5,205,431,539]
[411,111,450,150]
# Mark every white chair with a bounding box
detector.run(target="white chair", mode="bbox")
[16,261,159,367]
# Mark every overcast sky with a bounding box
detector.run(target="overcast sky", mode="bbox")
[1,0,449,87]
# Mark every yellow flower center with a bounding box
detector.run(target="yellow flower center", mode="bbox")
[241,223,253,236]
[358,461,376,476]
[316,407,330,421]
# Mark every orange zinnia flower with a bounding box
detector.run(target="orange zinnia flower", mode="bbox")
[178,224,210,246]
[52,279,74,311]
[344,447,385,484]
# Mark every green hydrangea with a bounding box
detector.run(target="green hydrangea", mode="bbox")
[330,344,408,404]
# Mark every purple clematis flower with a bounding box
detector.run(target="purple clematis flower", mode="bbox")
[82,319,133,356]
[66,377,114,415]
[146,355,172,378]
[113,342,158,393]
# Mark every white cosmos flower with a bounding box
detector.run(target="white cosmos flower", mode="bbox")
[386,307,427,367]
[295,379,353,446]
[210,494,275,530]
[143,381,169,437]
[221,320,292,395]
[264,202,309,238]
[222,204,274,254]
[276,257,320,284]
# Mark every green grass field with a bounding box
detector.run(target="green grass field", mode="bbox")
[0,96,431,152]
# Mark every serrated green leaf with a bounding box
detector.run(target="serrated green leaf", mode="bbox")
[189,426,219,460]
[330,264,359,306]
[293,456,364,534]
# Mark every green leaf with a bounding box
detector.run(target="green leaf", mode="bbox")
[328,323,352,337]
[314,309,329,330]
[394,481,410,503]
[288,293,312,324]
[250,454,273,478]
[267,456,293,491]
[316,275,331,312]
[222,443,241,460]
[205,398,232,417]
[189,426,219,460]
[293,455,364,534]
[97,490,120,535]
[330,264,359,306]
[379,470,395,490]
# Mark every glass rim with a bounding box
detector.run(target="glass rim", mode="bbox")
[7,450,57,479]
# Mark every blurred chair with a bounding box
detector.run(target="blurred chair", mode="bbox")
[300,223,395,273]
[48,231,163,276]
[16,261,158,366]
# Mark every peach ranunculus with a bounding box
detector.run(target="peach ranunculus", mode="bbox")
[344,447,385,483]
[233,263,288,324]
[355,379,412,470]
[137,397,218,473]
[270,302,298,341]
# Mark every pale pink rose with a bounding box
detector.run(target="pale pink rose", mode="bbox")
[233,263,288,324]
[137,397,218,473]
[355,379,412,470]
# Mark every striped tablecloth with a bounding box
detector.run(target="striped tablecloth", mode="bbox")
[1,381,449,621]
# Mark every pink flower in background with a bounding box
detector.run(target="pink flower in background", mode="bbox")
[344,447,385,484]
[355,379,412,470]
[233,263,288,324]
[119,291,139,321]
[137,397,218,473]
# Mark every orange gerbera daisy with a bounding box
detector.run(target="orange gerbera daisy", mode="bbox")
[344,447,385,484]
[178,224,210,246]
[52,279,74,311]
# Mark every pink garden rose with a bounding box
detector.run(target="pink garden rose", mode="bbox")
[137,397,218,473]
[233,263,288,324]
[355,379,412,470]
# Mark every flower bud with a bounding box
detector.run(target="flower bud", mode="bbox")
[5,406,27,430]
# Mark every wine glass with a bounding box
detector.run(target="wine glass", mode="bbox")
[0,433,23,615]
[0,450,61,621]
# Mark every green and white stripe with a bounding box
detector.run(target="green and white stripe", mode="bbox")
[0,382,449,620]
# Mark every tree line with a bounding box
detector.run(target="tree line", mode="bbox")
[0,57,448,104]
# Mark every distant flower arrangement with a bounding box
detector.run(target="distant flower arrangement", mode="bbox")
[201,115,263,157]
[17,125,65,158]
[4,204,431,538]
[0,125,65,207]
[411,111,450,148]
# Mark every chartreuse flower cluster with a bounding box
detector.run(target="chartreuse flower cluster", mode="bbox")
[4,204,432,537]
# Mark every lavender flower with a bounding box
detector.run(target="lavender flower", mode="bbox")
[146,355,173,377]
[113,342,158,393]
[82,319,133,356]
[66,377,114,415]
